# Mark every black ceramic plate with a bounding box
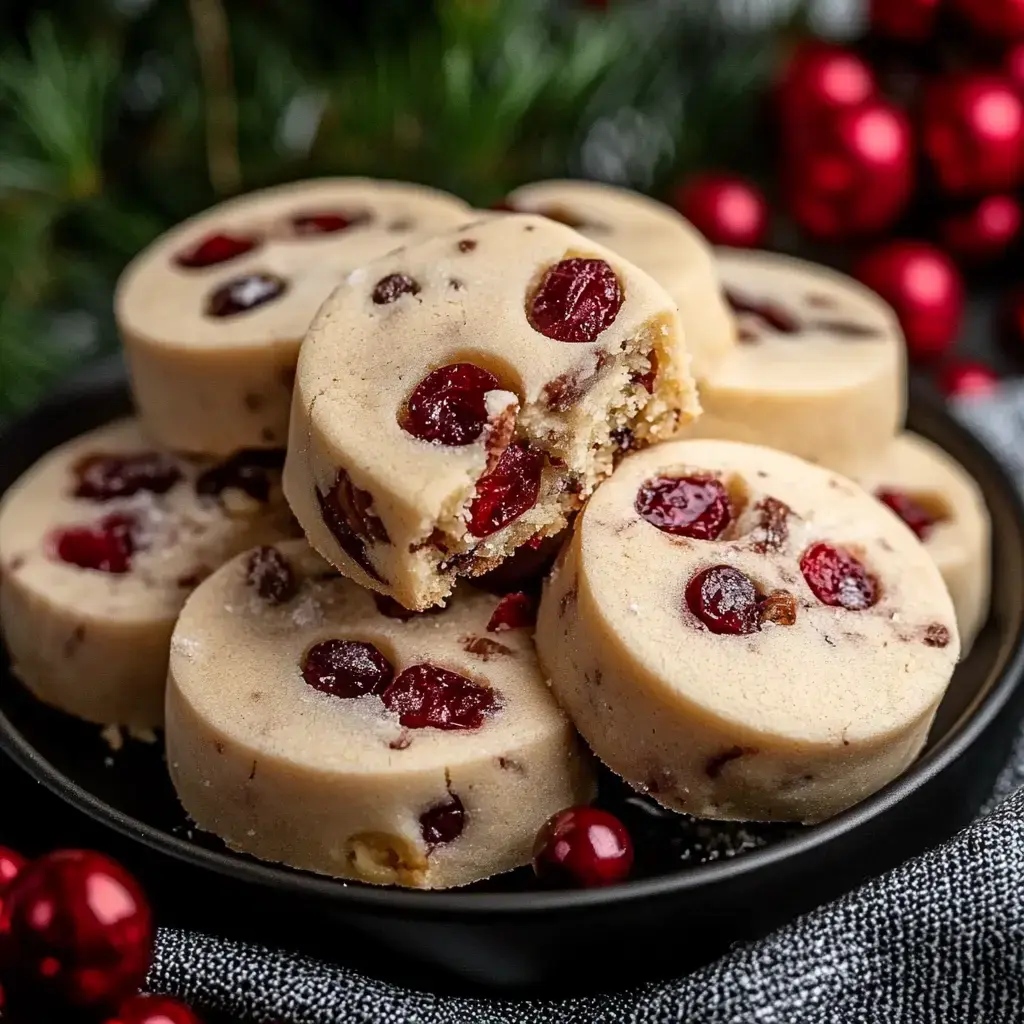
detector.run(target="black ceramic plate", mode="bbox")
[2,359,1024,995]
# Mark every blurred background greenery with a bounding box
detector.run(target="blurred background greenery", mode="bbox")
[0,0,829,415]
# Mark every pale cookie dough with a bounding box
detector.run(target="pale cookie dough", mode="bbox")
[285,212,700,611]
[165,541,595,889]
[116,178,471,455]
[536,439,959,824]
[851,432,991,654]
[680,249,906,471]
[505,180,735,378]
[0,419,296,728]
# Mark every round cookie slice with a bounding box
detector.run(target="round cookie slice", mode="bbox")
[505,180,735,378]
[536,439,959,824]
[116,178,470,455]
[680,249,906,471]
[851,432,991,654]
[165,541,595,889]
[0,420,297,728]
[285,212,700,611]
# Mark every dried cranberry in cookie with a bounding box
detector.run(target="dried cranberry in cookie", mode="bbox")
[116,179,470,456]
[536,439,958,824]
[285,213,699,610]
[849,432,991,654]
[505,180,735,378]
[165,541,594,889]
[678,249,905,471]
[0,420,296,728]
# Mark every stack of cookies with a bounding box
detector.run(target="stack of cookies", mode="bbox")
[0,177,988,890]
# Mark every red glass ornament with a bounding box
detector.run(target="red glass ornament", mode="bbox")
[672,174,768,248]
[869,0,941,41]
[108,993,204,1024]
[939,195,1022,263]
[0,850,154,1013]
[921,75,1024,197]
[776,42,877,144]
[784,99,914,240]
[951,0,1024,38]
[855,241,964,360]
[938,360,1000,397]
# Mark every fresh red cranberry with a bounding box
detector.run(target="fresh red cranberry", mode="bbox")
[301,640,394,699]
[486,592,536,632]
[109,993,204,1024]
[419,794,466,848]
[52,513,138,574]
[73,452,182,501]
[466,441,543,538]
[724,289,801,334]
[532,807,633,888]
[0,850,153,1014]
[685,565,761,635]
[0,846,26,941]
[800,543,878,610]
[372,273,420,305]
[402,363,499,446]
[528,258,623,344]
[205,273,287,317]
[381,664,500,730]
[195,449,284,502]
[245,546,296,604]
[875,489,941,540]
[291,210,370,235]
[635,476,732,540]
[174,232,260,269]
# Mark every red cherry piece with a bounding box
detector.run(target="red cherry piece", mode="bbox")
[73,452,182,501]
[532,807,633,889]
[528,258,623,344]
[402,363,500,446]
[372,274,420,305]
[486,591,536,632]
[301,640,394,699]
[111,993,204,1024]
[685,565,761,635]
[939,360,999,398]
[419,794,466,848]
[205,273,287,318]
[381,664,500,730]
[174,232,259,269]
[869,0,940,42]
[0,850,153,1013]
[854,241,963,361]
[195,449,284,502]
[875,489,941,540]
[245,545,297,604]
[465,441,544,538]
[800,543,878,610]
[939,195,1022,264]
[921,75,1024,198]
[674,174,769,248]
[635,475,732,540]
[52,513,138,574]
[291,210,370,235]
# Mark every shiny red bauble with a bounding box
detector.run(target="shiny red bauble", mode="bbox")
[854,241,964,360]
[870,0,941,42]
[673,174,769,248]
[921,75,1024,197]
[784,99,914,240]
[939,194,1022,263]
[939,360,1000,397]
[0,849,154,1014]
[109,993,204,1024]
[532,807,634,888]
[951,0,1024,38]
[776,42,877,144]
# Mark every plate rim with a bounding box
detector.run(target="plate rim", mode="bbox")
[2,364,1023,918]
